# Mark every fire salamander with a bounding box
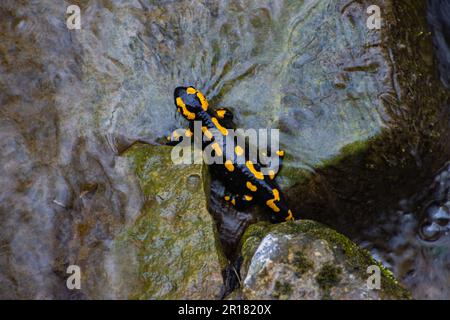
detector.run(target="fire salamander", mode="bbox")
[169,86,295,222]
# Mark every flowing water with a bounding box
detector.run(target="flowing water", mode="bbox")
[0,0,449,299]
[354,0,450,299]
[0,0,307,299]
[358,162,450,299]
[215,0,450,300]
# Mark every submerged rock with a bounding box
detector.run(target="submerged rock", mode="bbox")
[112,144,227,299]
[40,0,450,191]
[286,0,450,245]
[239,220,411,300]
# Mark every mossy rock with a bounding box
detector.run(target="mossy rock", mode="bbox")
[112,143,227,299]
[240,220,411,300]
[285,0,450,235]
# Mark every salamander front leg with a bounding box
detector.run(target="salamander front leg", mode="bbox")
[166,128,193,146]
[214,107,234,128]
[215,107,233,120]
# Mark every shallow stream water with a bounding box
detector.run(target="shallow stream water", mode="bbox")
[0,0,449,299]
[351,0,450,299]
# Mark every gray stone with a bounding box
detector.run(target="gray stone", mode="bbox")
[240,220,411,300]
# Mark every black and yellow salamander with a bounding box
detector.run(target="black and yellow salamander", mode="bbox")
[169,86,295,222]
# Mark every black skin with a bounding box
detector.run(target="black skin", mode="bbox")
[170,86,295,222]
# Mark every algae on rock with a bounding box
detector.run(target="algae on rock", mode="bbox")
[114,143,227,299]
[239,220,411,300]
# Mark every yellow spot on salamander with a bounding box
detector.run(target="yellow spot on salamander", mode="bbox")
[216,109,227,119]
[268,170,275,180]
[211,117,228,136]
[235,145,244,156]
[266,189,281,212]
[244,195,253,201]
[196,90,209,111]
[176,97,185,108]
[176,97,196,120]
[273,189,280,200]
[246,181,257,192]
[224,195,230,201]
[231,198,236,206]
[246,161,264,180]
[225,160,235,172]
[185,129,193,137]
[186,87,197,94]
[202,127,213,140]
[276,150,285,157]
[285,210,295,221]
[211,142,223,156]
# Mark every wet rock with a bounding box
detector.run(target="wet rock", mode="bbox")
[286,0,450,242]
[0,0,449,300]
[112,144,227,299]
[360,162,450,299]
[58,0,449,190]
[428,0,450,88]
[239,220,411,300]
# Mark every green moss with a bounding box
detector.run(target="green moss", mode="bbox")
[316,263,342,300]
[240,222,272,272]
[291,220,410,299]
[316,263,342,291]
[279,139,372,189]
[240,222,272,246]
[278,153,313,186]
[274,281,293,299]
[240,220,411,299]
[318,139,371,169]
[292,250,313,275]
[117,143,227,299]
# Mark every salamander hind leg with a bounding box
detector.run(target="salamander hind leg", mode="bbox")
[214,107,234,128]
[265,187,296,222]
[284,209,295,221]
[215,107,233,120]
[223,192,254,210]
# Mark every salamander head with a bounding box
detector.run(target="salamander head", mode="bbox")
[174,86,209,120]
